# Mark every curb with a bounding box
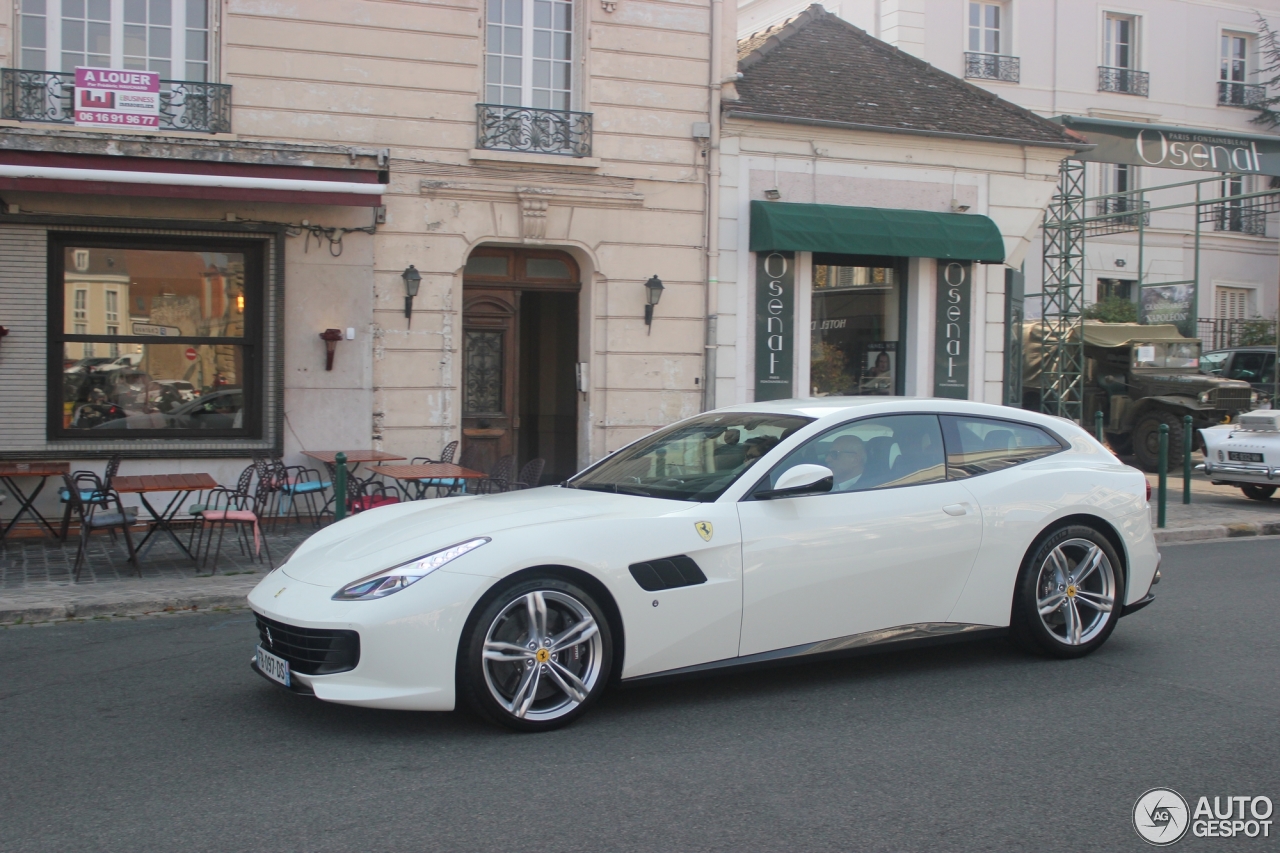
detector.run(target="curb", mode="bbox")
[0,592,251,627]
[1154,520,1280,545]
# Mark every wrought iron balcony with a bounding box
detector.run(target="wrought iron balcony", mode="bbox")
[1210,201,1268,236]
[1089,195,1150,235]
[964,52,1020,83]
[1097,66,1149,97]
[476,104,592,157]
[1217,80,1267,108]
[0,69,231,134]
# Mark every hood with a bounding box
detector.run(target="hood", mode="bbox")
[280,486,683,587]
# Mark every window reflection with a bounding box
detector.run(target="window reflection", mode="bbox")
[63,247,246,340]
[62,344,246,431]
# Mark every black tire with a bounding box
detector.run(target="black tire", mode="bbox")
[458,575,613,732]
[1132,411,1185,473]
[1242,484,1276,501]
[1105,432,1133,456]
[1010,524,1126,659]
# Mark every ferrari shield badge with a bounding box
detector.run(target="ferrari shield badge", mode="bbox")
[694,521,714,542]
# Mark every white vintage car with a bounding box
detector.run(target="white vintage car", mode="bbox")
[1199,409,1280,501]
[248,398,1160,731]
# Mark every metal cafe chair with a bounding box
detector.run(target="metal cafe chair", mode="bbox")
[59,454,121,541]
[510,457,546,490]
[411,439,460,498]
[197,476,274,575]
[476,454,516,494]
[62,471,138,582]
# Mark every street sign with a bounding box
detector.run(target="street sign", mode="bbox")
[132,322,182,337]
[74,68,160,129]
[184,347,198,361]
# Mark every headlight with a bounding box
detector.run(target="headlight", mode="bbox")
[1251,391,1259,406]
[331,537,490,601]
[1198,391,1212,404]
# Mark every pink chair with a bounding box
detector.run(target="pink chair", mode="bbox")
[197,477,274,574]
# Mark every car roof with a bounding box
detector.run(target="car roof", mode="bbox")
[712,396,1079,432]
[1206,346,1276,354]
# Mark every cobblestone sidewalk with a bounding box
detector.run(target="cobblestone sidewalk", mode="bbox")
[2,466,1276,626]
[0,524,311,625]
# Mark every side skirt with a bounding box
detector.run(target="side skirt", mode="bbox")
[620,622,1006,687]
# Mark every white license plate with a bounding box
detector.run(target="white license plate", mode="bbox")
[256,645,291,687]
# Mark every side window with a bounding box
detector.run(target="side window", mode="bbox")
[940,415,1063,479]
[1229,353,1269,382]
[758,414,946,494]
[1199,351,1229,375]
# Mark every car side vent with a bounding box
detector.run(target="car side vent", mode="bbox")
[628,555,707,592]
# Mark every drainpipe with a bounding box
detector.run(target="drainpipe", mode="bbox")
[704,0,723,412]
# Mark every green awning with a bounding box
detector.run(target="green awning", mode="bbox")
[749,200,1006,262]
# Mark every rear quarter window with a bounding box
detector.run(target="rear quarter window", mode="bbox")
[940,415,1064,479]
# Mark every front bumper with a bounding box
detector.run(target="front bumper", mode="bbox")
[246,567,494,712]
[1198,462,1278,486]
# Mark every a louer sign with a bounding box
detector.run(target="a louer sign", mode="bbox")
[1055,115,1280,177]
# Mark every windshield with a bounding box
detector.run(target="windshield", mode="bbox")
[1134,341,1200,369]
[567,412,813,502]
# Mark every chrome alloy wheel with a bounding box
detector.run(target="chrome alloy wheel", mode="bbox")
[1034,538,1117,646]
[481,590,603,722]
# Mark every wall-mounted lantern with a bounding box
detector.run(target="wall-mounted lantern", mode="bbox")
[402,265,421,327]
[644,274,664,334]
[320,328,343,371]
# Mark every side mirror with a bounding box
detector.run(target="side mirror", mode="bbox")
[753,464,834,500]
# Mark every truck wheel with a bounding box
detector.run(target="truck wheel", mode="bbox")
[1242,485,1276,501]
[1132,411,1185,473]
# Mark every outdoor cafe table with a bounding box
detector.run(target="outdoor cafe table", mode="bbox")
[0,461,71,540]
[112,473,218,560]
[368,464,487,499]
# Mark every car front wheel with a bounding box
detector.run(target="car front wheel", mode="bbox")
[459,576,612,732]
[1010,525,1125,659]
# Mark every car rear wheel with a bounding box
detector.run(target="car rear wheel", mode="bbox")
[1132,411,1184,473]
[1010,525,1125,659]
[459,576,612,732]
[1242,484,1276,501]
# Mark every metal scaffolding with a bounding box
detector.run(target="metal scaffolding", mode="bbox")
[1035,161,1280,422]
[1038,160,1087,422]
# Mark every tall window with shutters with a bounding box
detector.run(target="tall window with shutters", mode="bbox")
[1215,286,1253,320]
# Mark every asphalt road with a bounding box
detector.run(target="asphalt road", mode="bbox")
[0,538,1276,853]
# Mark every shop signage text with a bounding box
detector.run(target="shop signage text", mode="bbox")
[755,251,794,401]
[1061,116,1280,177]
[934,261,971,400]
[74,67,160,129]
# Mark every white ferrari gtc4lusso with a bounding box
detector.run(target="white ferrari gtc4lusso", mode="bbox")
[249,398,1159,731]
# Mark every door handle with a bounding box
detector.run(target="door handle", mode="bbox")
[942,503,971,516]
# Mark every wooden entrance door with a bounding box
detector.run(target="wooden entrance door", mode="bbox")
[461,288,519,474]
[461,248,582,479]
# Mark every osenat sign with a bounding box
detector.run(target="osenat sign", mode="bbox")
[754,251,794,401]
[1056,115,1280,177]
[1135,129,1260,172]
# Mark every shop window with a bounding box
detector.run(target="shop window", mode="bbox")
[50,235,262,438]
[810,255,904,397]
[19,0,210,81]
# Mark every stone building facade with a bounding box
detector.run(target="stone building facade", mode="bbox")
[0,0,741,491]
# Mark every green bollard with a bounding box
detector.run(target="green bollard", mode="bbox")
[1157,424,1168,529]
[1183,414,1193,505]
[334,452,347,522]
[1095,411,1105,444]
